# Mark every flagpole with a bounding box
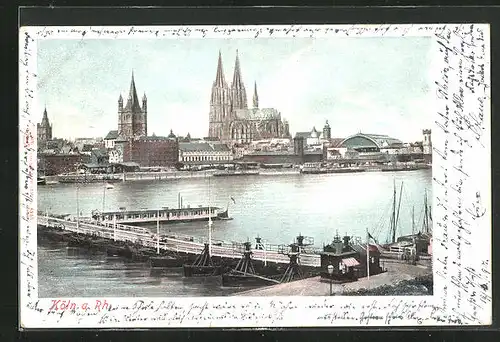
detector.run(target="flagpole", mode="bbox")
[367,228,370,286]
[113,214,116,241]
[156,209,160,254]
[76,183,80,234]
[102,182,106,212]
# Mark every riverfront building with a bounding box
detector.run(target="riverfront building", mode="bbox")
[117,135,179,168]
[208,50,291,144]
[38,153,84,176]
[178,141,233,165]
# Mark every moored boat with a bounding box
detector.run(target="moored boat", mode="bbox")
[213,170,259,177]
[183,243,222,277]
[301,167,365,175]
[92,206,229,225]
[150,255,186,268]
[221,241,280,287]
[222,270,280,287]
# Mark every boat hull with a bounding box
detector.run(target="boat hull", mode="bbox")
[150,256,185,268]
[183,265,222,277]
[221,273,278,287]
[213,172,259,177]
[301,168,365,175]
[118,215,227,226]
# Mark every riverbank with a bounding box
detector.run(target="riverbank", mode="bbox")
[45,164,431,184]
[233,260,432,296]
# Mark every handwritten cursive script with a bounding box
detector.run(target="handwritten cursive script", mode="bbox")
[19,23,492,328]
[432,23,491,325]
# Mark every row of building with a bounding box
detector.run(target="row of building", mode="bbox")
[37,123,432,176]
[37,49,433,176]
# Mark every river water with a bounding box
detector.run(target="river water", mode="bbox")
[37,170,432,297]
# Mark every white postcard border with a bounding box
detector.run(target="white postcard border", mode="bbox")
[19,23,492,328]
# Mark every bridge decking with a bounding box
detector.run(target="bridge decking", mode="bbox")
[37,215,322,267]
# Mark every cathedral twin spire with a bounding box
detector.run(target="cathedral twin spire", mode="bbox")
[213,50,260,110]
[214,50,227,87]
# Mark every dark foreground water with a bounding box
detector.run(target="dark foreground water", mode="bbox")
[38,241,241,297]
[37,170,432,297]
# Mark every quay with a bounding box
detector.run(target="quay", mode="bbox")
[42,162,431,184]
[37,214,322,267]
[233,260,432,296]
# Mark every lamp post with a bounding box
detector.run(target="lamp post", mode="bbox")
[327,264,334,296]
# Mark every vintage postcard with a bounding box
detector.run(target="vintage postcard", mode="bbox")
[19,23,491,328]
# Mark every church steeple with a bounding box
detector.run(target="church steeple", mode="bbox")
[125,71,141,111]
[232,50,242,87]
[214,50,227,87]
[323,119,331,140]
[142,92,147,110]
[118,71,147,139]
[37,106,52,143]
[230,49,248,110]
[252,81,259,108]
[42,106,49,123]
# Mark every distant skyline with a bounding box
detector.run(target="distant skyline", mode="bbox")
[36,37,433,142]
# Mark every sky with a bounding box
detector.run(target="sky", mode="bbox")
[36,36,433,142]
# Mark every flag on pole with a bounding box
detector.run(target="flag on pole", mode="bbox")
[368,232,375,241]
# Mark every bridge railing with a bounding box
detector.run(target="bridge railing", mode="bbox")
[38,215,321,266]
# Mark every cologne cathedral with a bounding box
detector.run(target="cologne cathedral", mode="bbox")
[208,50,290,144]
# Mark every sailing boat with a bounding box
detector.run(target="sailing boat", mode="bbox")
[383,179,404,247]
[381,184,432,258]
[183,176,222,277]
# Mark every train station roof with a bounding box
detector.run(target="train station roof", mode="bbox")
[338,133,403,149]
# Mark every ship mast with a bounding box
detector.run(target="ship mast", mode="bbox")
[423,189,429,234]
[76,183,80,233]
[412,205,415,235]
[391,179,396,243]
[394,181,404,243]
[102,183,106,212]
[208,176,212,257]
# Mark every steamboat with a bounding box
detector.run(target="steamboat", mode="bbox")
[213,170,260,177]
[91,206,229,226]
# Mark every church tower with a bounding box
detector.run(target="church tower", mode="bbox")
[37,107,53,144]
[252,81,259,108]
[118,72,147,139]
[208,51,231,140]
[230,50,248,112]
[322,120,331,140]
[422,129,432,154]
